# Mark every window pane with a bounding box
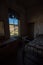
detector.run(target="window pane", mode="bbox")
[9,18,13,24]
[9,25,15,37]
[13,18,18,25]
[14,25,19,36]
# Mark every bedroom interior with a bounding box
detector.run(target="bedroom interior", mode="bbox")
[0,0,43,65]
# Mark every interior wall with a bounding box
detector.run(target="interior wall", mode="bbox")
[0,22,4,36]
[27,6,43,38]
[0,1,9,40]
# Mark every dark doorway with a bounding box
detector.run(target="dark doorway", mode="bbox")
[28,23,34,40]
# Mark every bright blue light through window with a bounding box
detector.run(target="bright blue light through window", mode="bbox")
[9,18,14,24]
[9,18,18,25]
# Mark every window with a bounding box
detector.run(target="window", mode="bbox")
[9,15,19,37]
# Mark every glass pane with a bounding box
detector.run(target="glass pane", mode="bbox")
[13,18,18,25]
[14,26,19,36]
[9,25,15,37]
[9,18,13,24]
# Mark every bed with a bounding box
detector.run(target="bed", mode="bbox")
[24,34,43,65]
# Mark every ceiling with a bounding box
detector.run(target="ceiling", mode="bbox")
[15,0,43,9]
[1,0,43,9]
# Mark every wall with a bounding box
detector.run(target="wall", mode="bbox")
[27,6,43,38]
[0,1,10,40]
[0,22,4,36]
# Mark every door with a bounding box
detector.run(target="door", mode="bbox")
[28,23,34,40]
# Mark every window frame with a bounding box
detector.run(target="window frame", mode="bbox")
[9,16,20,37]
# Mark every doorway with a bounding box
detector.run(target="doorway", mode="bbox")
[28,23,34,40]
